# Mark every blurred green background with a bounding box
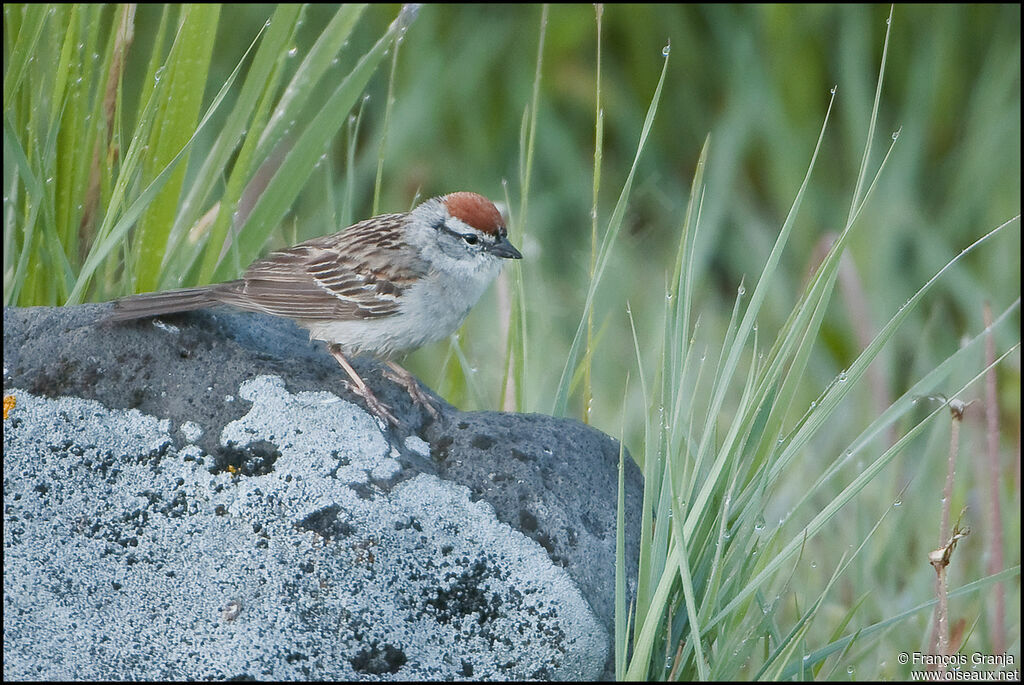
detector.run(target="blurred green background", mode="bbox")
[4,3,1020,678]
[280,3,1022,422]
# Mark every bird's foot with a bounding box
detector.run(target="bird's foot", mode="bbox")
[384,361,440,419]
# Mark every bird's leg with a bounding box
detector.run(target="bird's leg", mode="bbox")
[327,344,399,427]
[383,360,440,419]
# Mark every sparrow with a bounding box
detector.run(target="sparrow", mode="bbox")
[110,191,522,426]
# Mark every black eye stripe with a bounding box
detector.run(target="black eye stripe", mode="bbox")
[435,218,488,246]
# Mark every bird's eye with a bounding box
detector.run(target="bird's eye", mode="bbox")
[462,233,479,245]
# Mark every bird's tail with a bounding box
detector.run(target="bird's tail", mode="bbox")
[107,286,222,322]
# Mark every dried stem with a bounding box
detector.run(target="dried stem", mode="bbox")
[929,402,969,665]
[982,302,1005,654]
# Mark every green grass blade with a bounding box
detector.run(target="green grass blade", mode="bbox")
[211,5,416,282]
[552,43,670,417]
[68,25,252,304]
[705,343,1020,634]
[615,386,629,680]
[132,4,221,294]
[777,566,1020,679]
[681,88,837,541]
[768,217,1019,487]
[253,4,368,167]
[162,4,296,286]
[2,3,47,105]
[846,5,893,225]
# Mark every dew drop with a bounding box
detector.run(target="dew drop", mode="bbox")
[287,47,298,57]
[830,85,837,95]
[893,498,902,507]
[837,371,847,383]
[737,284,746,296]
[891,127,902,141]
[662,44,671,57]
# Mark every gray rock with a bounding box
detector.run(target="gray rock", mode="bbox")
[3,304,642,680]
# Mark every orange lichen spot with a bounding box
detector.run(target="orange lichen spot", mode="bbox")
[3,395,14,420]
[226,464,239,475]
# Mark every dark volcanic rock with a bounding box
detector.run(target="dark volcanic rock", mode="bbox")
[3,304,642,680]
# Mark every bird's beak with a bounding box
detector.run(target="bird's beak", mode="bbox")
[488,235,522,260]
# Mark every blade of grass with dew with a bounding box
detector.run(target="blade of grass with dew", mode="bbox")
[64,5,110,267]
[161,4,300,287]
[2,3,47,105]
[67,29,255,304]
[695,468,741,631]
[132,4,220,294]
[503,4,546,413]
[766,218,1019,489]
[665,140,709,450]
[567,315,612,399]
[51,4,84,261]
[3,115,44,306]
[252,5,368,171]
[625,466,680,679]
[669,135,710,394]
[741,129,904,485]
[680,88,837,545]
[751,41,898,430]
[680,273,745,505]
[583,3,603,424]
[552,41,670,418]
[372,29,401,216]
[134,6,170,135]
[614,377,629,681]
[778,565,1020,679]
[705,343,1019,635]
[5,6,79,304]
[667,456,710,679]
[340,96,366,231]
[73,4,127,282]
[210,5,415,282]
[627,302,659,646]
[759,476,902,679]
[35,108,75,303]
[782,296,1020,527]
[497,179,520,411]
[846,4,893,226]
